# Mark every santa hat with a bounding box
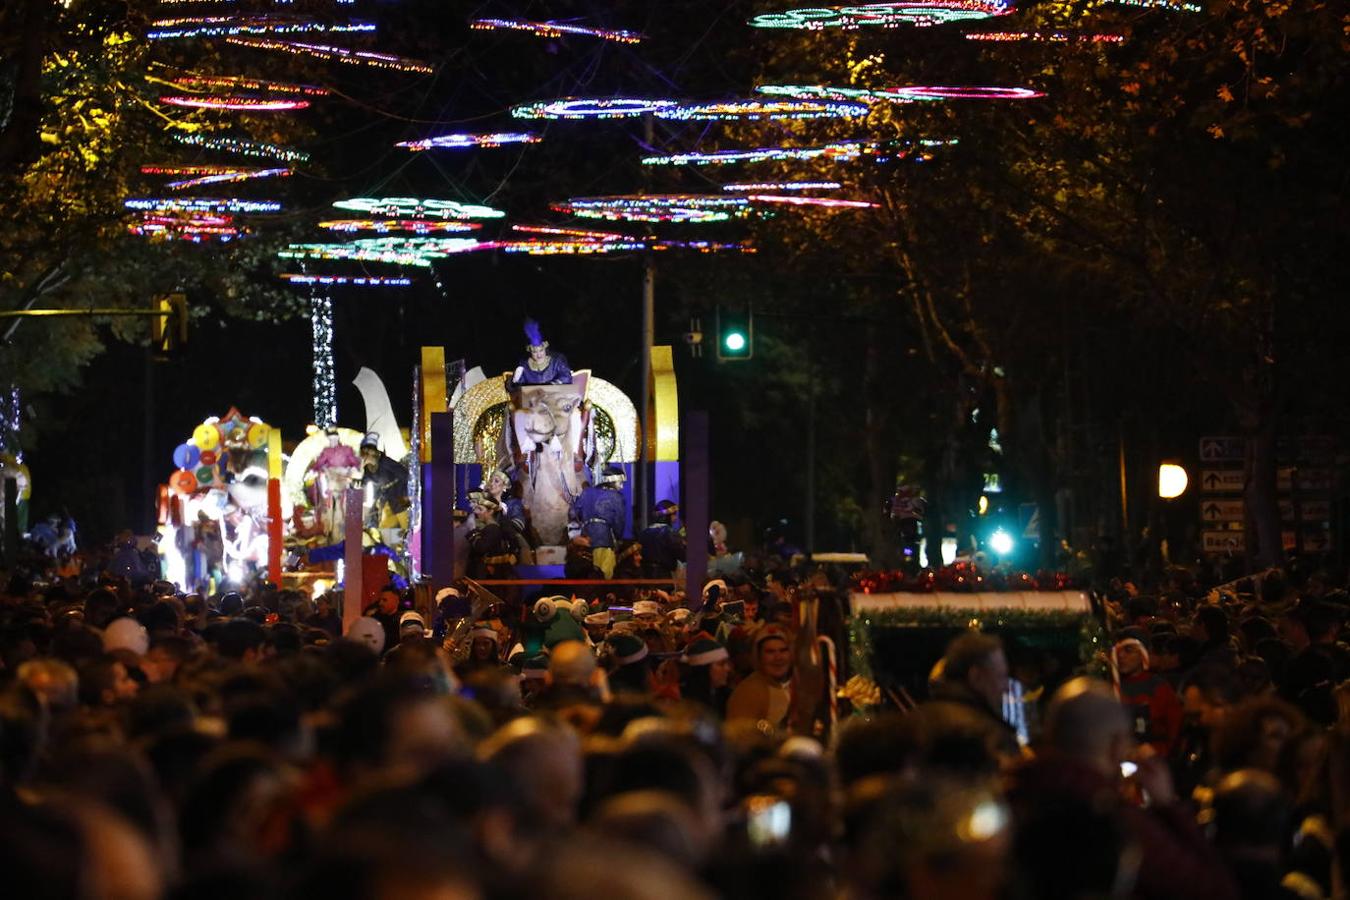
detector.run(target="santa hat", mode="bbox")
[608,633,649,666]
[469,625,498,643]
[702,579,728,605]
[633,599,661,619]
[1111,637,1150,677]
[399,610,427,636]
[584,611,611,628]
[668,608,693,626]
[682,636,729,667]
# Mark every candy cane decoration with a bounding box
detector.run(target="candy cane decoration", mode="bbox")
[817,635,838,732]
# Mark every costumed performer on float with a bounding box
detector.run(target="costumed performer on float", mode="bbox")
[508,318,572,389]
[466,491,518,581]
[639,499,686,578]
[571,464,628,579]
[483,468,531,555]
[358,432,409,530]
[311,428,361,544]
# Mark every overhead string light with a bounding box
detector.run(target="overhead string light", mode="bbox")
[396,132,541,151]
[165,167,292,190]
[148,16,377,40]
[641,139,955,166]
[963,30,1125,42]
[281,274,413,286]
[226,38,435,74]
[280,237,494,266]
[551,195,754,224]
[331,197,505,219]
[1105,0,1201,11]
[749,1,1011,29]
[511,224,633,241]
[879,85,1045,100]
[656,98,870,121]
[128,218,245,241]
[650,240,756,253]
[470,18,643,44]
[756,83,910,103]
[316,219,481,234]
[721,181,842,191]
[170,74,331,96]
[512,97,678,120]
[124,197,282,213]
[502,240,647,255]
[172,133,310,163]
[747,194,879,208]
[161,94,311,111]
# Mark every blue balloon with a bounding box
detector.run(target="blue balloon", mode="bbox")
[172,443,200,470]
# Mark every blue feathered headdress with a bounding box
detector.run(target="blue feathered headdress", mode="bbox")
[523,318,545,347]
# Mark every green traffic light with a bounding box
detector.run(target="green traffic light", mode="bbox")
[724,331,747,352]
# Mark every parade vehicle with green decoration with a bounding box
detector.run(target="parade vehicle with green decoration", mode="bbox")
[842,563,1106,735]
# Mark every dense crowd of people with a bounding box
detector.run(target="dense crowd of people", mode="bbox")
[0,541,1347,899]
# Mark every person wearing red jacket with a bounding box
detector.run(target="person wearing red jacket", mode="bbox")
[1113,637,1184,755]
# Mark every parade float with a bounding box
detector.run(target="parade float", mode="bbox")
[845,565,1104,723]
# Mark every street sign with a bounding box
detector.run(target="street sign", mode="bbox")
[1278,499,1332,522]
[1019,503,1040,539]
[1202,531,1245,553]
[1277,468,1335,493]
[1200,499,1245,522]
[1200,470,1245,493]
[1276,436,1336,463]
[1199,436,1245,462]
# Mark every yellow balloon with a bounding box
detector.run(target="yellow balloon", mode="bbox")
[247,422,270,449]
[192,422,220,451]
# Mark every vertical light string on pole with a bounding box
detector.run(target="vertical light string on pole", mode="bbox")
[311,294,337,427]
[638,111,656,530]
[0,386,19,455]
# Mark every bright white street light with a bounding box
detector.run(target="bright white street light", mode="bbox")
[1158,463,1189,499]
[989,529,1015,556]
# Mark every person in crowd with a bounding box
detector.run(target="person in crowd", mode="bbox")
[726,627,793,729]
[1113,635,1186,754]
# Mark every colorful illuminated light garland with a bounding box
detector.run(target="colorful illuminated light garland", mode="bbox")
[964,30,1125,42]
[280,238,492,267]
[172,133,310,163]
[226,38,434,74]
[128,215,244,241]
[748,1,1010,30]
[160,94,311,111]
[642,141,881,167]
[651,240,756,253]
[552,195,753,224]
[512,97,678,120]
[141,164,252,176]
[166,167,292,190]
[283,274,412,286]
[470,18,643,44]
[643,139,955,166]
[747,194,878,209]
[722,181,842,191]
[756,83,908,103]
[148,17,377,40]
[317,219,481,234]
[879,85,1045,100]
[657,98,870,121]
[1106,0,1201,11]
[396,132,542,151]
[332,197,505,220]
[502,240,647,255]
[511,225,632,241]
[124,197,281,213]
[170,75,330,96]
